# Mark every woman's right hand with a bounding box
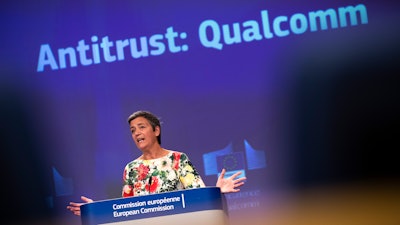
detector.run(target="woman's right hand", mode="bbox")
[66,196,93,216]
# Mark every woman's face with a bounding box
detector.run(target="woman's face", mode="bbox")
[129,117,160,151]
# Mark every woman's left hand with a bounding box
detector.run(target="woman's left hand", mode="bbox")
[216,168,246,193]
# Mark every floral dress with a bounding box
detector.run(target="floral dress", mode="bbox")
[122,150,205,197]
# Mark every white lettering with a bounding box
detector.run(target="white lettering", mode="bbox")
[37,44,58,72]
[36,4,368,72]
[198,20,223,50]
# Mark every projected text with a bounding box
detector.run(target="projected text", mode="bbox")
[37,4,368,72]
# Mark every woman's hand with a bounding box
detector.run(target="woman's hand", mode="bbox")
[66,196,93,216]
[216,168,246,193]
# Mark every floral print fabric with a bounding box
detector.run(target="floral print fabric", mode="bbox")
[122,151,205,197]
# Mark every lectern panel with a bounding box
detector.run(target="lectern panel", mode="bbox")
[80,187,228,225]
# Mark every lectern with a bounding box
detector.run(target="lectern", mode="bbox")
[80,187,229,225]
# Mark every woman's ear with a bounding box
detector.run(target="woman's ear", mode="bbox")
[155,126,161,136]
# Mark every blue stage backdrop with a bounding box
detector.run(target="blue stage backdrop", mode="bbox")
[1,1,399,224]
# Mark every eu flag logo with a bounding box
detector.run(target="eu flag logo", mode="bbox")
[216,152,246,179]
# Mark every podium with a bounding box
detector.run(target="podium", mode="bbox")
[80,187,229,225]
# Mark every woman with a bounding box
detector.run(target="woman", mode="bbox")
[67,110,246,216]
